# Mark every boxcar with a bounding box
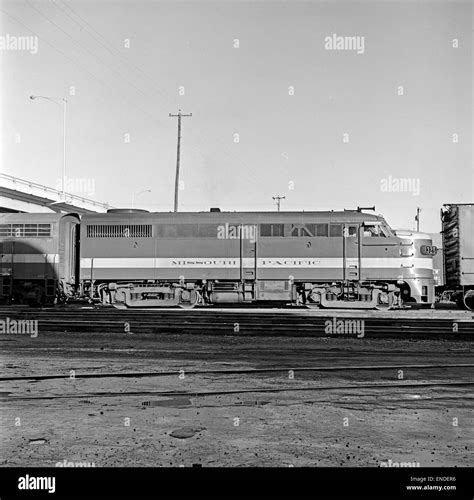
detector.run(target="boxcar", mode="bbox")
[441,203,474,310]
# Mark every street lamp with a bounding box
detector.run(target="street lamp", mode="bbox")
[30,95,67,199]
[132,189,151,208]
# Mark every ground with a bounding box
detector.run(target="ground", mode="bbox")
[1,331,472,467]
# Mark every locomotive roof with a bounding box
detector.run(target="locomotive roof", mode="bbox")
[82,210,383,224]
[0,211,384,224]
[0,212,79,223]
[82,210,383,222]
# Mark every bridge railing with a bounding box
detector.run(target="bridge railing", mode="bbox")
[0,173,112,211]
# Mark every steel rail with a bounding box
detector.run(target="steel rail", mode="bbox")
[1,363,474,382]
[3,380,473,402]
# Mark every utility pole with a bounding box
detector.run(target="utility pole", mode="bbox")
[415,207,421,232]
[272,195,286,211]
[169,109,192,212]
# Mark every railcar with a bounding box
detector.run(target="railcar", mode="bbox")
[79,208,435,309]
[0,213,79,304]
[440,203,474,310]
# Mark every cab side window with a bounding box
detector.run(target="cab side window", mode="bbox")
[347,225,358,237]
[329,224,342,237]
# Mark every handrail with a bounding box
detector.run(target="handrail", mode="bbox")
[0,173,112,209]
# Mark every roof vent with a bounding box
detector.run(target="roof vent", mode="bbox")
[210,207,221,212]
[107,208,149,214]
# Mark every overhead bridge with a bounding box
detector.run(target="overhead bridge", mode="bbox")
[0,174,112,214]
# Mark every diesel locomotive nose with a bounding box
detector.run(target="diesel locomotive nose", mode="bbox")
[394,229,436,304]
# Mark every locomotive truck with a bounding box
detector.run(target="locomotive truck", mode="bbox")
[0,208,436,309]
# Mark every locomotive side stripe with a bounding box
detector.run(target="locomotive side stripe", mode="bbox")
[1,254,58,263]
[80,257,433,270]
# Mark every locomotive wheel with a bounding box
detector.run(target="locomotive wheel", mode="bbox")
[463,290,474,311]
[178,302,196,309]
[376,292,394,310]
[178,289,198,309]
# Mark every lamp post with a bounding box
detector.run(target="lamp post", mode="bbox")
[132,189,151,208]
[30,95,67,199]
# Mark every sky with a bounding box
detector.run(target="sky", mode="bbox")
[0,0,472,233]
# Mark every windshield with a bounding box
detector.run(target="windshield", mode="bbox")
[380,220,394,237]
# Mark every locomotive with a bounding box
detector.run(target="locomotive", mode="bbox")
[0,212,79,305]
[0,207,436,309]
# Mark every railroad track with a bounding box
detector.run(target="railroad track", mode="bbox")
[3,380,474,403]
[2,363,474,382]
[3,363,473,403]
[0,306,473,338]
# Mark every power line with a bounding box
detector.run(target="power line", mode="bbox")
[51,0,273,189]
[52,0,178,108]
[7,2,278,195]
[24,0,172,119]
[1,6,159,124]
